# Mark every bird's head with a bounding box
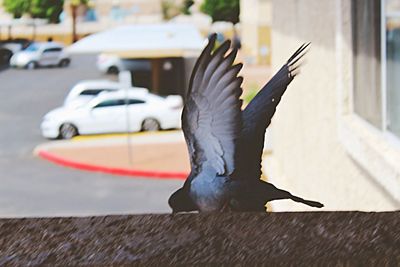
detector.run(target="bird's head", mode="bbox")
[168,188,198,213]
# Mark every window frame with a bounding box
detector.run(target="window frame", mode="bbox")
[336,0,400,204]
[381,0,400,143]
[351,0,383,129]
[351,0,400,144]
[381,0,387,132]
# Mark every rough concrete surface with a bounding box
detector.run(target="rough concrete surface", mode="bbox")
[0,211,399,266]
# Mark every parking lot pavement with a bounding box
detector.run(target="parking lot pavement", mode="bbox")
[0,54,182,217]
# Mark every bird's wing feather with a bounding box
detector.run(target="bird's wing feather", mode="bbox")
[236,43,310,179]
[183,34,243,177]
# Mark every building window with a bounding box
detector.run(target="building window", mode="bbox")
[351,0,400,139]
[385,0,400,138]
[351,0,382,128]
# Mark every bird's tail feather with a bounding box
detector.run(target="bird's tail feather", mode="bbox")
[289,194,324,208]
[258,181,324,208]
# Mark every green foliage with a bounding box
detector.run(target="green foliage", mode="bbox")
[243,84,259,105]
[162,0,196,20]
[71,0,88,6]
[200,0,240,24]
[3,0,30,18]
[181,0,194,15]
[2,0,66,23]
[30,0,64,23]
[161,0,180,20]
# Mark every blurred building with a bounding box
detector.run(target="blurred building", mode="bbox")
[240,0,272,65]
[63,0,162,23]
[265,0,400,211]
[69,24,204,96]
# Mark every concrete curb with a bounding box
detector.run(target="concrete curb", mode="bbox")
[37,149,187,180]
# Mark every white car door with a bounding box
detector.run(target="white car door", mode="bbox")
[39,47,61,66]
[48,47,62,65]
[88,99,127,134]
[127,98,147,132]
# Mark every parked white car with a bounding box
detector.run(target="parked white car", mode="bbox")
[96,53,151,74]
[41,90,183,139]
[10,42,70,69]
[63,80,124,107]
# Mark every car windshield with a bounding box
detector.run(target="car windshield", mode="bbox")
[24,43,40,52]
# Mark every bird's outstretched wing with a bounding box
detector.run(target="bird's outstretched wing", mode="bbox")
[183,34,243,177]
[236,43,310,179]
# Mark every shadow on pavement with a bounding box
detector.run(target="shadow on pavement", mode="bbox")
[0,65,9,72]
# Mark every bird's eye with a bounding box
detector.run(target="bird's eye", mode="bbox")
[272,98,275,102]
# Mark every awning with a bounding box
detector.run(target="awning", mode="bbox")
[67,23,206,59]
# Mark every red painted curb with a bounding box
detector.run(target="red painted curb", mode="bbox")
[37,150,187,180]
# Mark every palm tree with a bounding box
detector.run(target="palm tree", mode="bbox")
[70,0,88,43]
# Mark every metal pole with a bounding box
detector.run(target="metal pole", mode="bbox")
[8,25,12,40]
[32,23,36,41]
[124,86,134,166]
[71,4,77,43]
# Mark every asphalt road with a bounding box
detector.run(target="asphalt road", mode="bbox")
[0,55,182,217]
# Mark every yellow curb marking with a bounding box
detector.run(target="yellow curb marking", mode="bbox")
[71,130,180,141]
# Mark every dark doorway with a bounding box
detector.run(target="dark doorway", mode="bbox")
[131,69,152,89]
[157,57,185,96]
[130,57,186,96]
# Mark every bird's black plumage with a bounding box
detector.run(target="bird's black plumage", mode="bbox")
[169,34,323,213]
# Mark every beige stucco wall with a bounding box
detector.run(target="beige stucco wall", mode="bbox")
[265,0,400,211]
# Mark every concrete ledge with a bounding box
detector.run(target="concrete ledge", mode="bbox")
[0,212,399,266]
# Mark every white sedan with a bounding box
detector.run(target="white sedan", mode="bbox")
[63,79,125,106]
[96,53,151,74]
[10,42,70,69]
[41,90,183,139]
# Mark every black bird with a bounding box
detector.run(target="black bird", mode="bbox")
[169,34,323,212]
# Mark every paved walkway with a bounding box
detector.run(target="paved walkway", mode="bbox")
[34,131,190,179]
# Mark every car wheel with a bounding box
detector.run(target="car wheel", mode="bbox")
[59,59,70,67]
[107,66,119,74]
[26,61,37,70]
[59,123,78,139]
[0,48,12,66]
[141,118,161,132]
